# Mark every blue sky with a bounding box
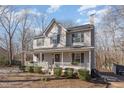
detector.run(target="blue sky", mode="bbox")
[14,5,109,25]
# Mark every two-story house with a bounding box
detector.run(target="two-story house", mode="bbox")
[32,19,95,72]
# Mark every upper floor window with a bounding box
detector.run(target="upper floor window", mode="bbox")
[37,38,44,46]
[50,34,60,44]
[72,32,84,43]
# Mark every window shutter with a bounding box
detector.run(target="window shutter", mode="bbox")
[81,53,84,63]
[72,34,74,43]
[81,33,84,42]
[42,54,44,61]
[57,34,60,43]
[72,53,75,62]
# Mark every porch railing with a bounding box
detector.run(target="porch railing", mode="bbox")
[25,61,49,70]
[54,62,71,67]
[25,61,90,71]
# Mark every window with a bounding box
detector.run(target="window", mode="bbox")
[72,32,84,43]
[50,34,60,44]
[72,53,84,64]
[75,53,81,62]
[37,38,44,46]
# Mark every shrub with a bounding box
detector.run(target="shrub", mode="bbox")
[29,66,34,73]
[78,69,91,81]
[71,61,80,65]
[41,77,49,81]
[25,66,34,73]
[0,55,9,66]
[19,65,25,71]
[54,67,62,78]
[64,68,74,78]
[33,67,42,73]
[25,66,30,72]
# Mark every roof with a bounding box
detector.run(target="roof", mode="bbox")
[33,46,94,53]
[67,24,94,32]
[34,18,94,39]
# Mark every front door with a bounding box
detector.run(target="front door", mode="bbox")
[55,54,60,62]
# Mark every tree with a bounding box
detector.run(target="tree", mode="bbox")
[17,9,34,65]
[58,20,77,28]
[0,6,20,65]
[96,6,124,70]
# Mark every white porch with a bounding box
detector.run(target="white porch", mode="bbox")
[28,47,94,72]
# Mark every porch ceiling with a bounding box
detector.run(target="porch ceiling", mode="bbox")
[33,46,94,53]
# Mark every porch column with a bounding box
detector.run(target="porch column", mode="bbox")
[89,50,91,73]
[33,54,37,62]
[61,52,64,67]
[40,53,42,62]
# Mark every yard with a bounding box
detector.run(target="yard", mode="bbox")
[0,66,107,88]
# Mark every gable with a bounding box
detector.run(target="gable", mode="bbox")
[43,19,67,36]
[45,22,59,36]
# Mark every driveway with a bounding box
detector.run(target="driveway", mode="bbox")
[100,72,124,88]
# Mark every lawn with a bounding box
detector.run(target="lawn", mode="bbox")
[0,72,107,88]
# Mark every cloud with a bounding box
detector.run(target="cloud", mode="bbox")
[78,5,97,15]
[94,6,111,23]
[47,5,61,13]
[78,5,96,12]
[76,19,82,23]
[87,10,96,16]
[15,8,46,17]
[96,7,110,15]
[85,6,111,24]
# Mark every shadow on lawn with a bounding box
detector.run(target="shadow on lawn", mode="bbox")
[0,79,41,82]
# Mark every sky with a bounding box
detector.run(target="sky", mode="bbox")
[14,5,110,25]
[0,5,112,39]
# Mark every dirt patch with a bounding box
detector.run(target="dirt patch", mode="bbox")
[109,82,124,88]
[0,79,107,88]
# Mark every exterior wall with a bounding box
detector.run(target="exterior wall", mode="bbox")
[63,52,72,62]
[66,30,91,47]
[44,53,53,63]
[33,23,66,49]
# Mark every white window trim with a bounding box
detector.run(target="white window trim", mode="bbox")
[72,32,84,43]
[37,38,44,46]
[74,53,84,64]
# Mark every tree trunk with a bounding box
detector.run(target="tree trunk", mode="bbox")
[9,38,12,65]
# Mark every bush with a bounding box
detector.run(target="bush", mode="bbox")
[54,67,62,78]
[19,65,25,71]
[33,67,42,73]
[29,66,34,73]
[25,66,30,72]
[71,61,80,65]
[0,55,9,66]
[25,66,34,73]
[78,69,91,81]
[64,68,74,78]
[41,77,49,81]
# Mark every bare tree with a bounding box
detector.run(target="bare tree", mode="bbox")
[96,5,124,71]
[17,9,34,65]
[0,6,20,65]
[58,20,77,28]
[34,13,48,34]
